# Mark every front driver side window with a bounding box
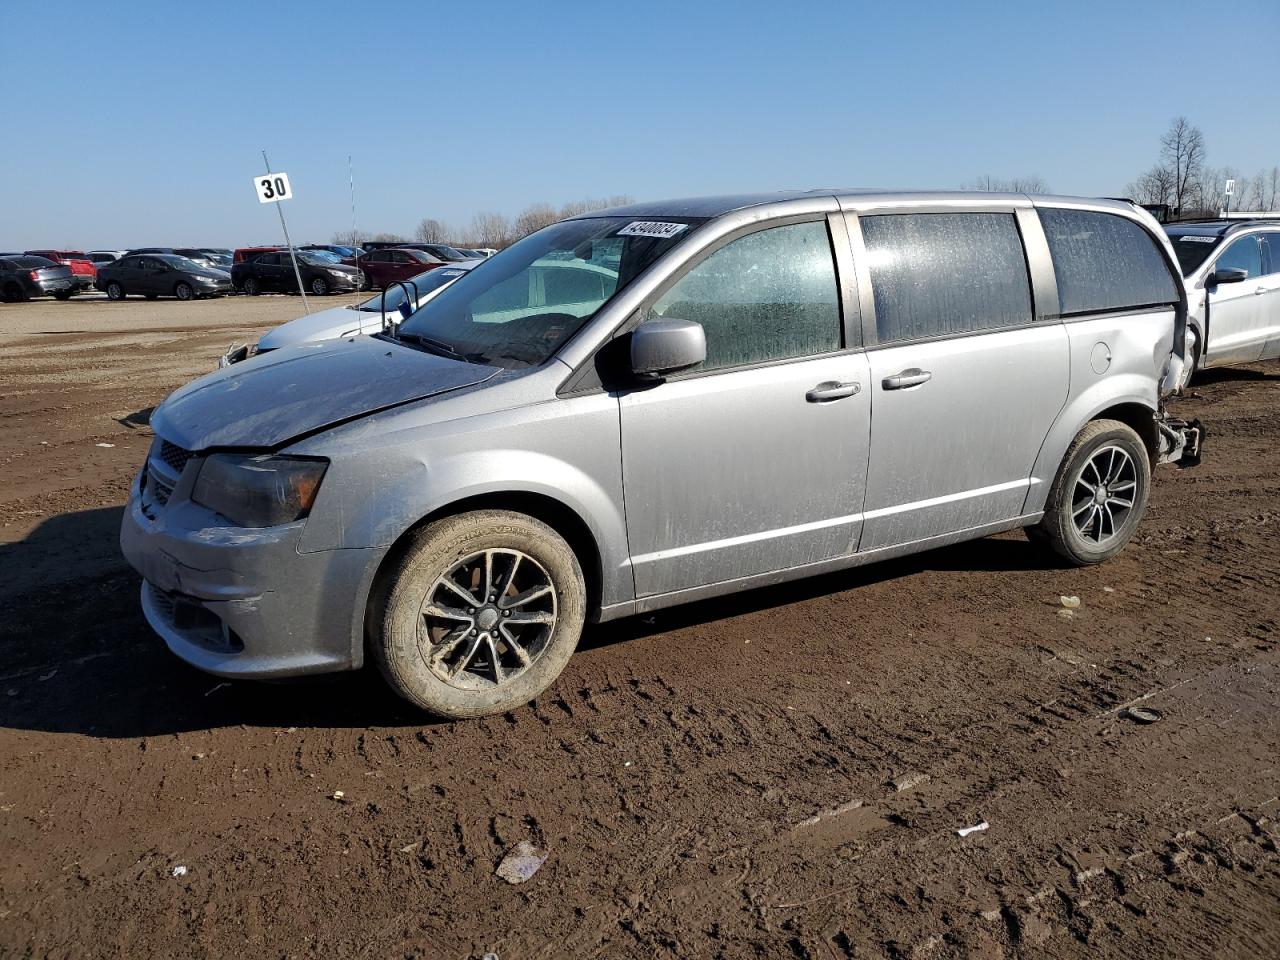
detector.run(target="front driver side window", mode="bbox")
[1216,236,1262,278]
[650,221,841,373]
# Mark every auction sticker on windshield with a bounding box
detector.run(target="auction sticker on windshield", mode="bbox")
[618,221,689,239]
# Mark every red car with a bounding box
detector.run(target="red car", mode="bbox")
[24,250,96,292]
[233,246,284,264]
[356,247,444,290]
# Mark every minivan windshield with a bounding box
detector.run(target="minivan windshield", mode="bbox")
[397,216,702,368]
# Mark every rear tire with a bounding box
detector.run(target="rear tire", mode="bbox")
[372,510,586,719]
[2,283,25,303]
[243,277,261,296]
[1031,419,1151,565]
[53,291,74,301]
[105,281,125,301]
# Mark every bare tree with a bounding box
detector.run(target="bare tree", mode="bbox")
[513,203,559,239]
[370,232,407,243]
[414,218,452,243]
[1160,116,1206,216]
[960,175,1050,194]
[1127,164,1175,206]
[331,228,369,246]
[557,195,633,219]
[469,212,511,249]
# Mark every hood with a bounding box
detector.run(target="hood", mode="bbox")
[258,304,385,350]
[151,336,498,450]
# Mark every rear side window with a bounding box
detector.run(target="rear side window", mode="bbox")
[651,220,841,373]
[860,212,1032,344]
[1039,209,1178,315]
[1264,234,1280,276]
[1215,235,1262,278]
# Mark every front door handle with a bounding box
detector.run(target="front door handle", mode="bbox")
[806,380,861,403]
[882,368,932,390]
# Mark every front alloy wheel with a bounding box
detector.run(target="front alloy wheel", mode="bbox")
[421,549,557,689]
[373,509,586,718]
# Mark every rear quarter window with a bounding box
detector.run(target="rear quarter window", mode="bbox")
[1039,209,1178,316]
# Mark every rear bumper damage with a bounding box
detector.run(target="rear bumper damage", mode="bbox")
[1157,414,1204,468]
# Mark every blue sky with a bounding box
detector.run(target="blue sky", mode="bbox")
[2,0,1277,249]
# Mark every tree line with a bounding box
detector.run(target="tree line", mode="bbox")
[1126,116,1278,217]
[333,195,633,250]
[334,119,1276,250]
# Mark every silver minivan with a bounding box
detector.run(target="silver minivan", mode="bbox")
[121,191,1202,718]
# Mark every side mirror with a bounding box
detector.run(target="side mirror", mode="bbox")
[630,317,706,378]
[1210,266,1248,285]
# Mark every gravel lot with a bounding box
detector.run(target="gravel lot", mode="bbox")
[1,294,1278,959]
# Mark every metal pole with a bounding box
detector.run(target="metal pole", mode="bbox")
[262,149,310,315]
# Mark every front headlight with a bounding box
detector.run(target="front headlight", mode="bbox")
[192,454,328,527]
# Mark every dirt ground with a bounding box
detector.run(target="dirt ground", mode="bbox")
[1,293,1278,960]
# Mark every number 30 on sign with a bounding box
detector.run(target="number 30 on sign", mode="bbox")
[253,172,293,204]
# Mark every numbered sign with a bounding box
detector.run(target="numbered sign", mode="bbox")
[1224,179,1235,197]
[253,171,294,204]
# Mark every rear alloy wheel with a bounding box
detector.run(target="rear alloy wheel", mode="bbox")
[373,510,586,718]
[310,276,329,296]
[174,281,194,301]
[1032,419,1150,565]
[243,277,261,296]
[105,281,125,301]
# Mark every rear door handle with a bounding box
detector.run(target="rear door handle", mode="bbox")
[882,368,932,390]
[806,380,861,402]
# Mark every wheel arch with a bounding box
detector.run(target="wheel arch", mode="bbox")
[1027,388,1159,515]
[359,490,606,666]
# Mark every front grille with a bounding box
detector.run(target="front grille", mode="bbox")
[158,440,193,474]
[150,473,175,506]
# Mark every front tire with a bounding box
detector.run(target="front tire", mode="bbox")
[310,276,329,296]
[1032,419,1151,565]
[174,281,194,301]
[373,510,586,719]
[105,281,125,301]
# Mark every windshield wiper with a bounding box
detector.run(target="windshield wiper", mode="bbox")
[397,332,467,361]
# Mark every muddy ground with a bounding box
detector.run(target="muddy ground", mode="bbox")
[1,293,1278,959]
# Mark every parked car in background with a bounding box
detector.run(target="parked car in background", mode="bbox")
[222,261,480,364]
[24,250,96,292]
[232,250,361,296]
[356,247,444,289]
[397,243,470,262]
[233,246,283,263]
[95,254,232,301]
[0,256,76,301]
[121,190,1201,718]
[88,249,130,266]
[460,248,496,257]
[1164,217,1280,381]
